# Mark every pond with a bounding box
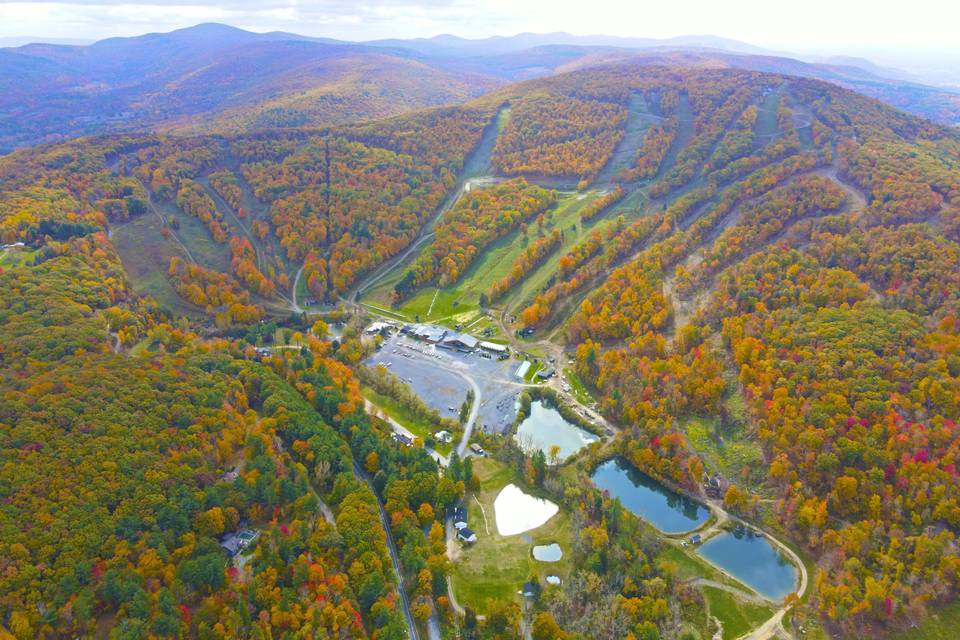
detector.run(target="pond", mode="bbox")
[532,543,563,562]
[494,483,559,536]
[697,528,798,601]
[590,458,710,534]
[514,400,598,462]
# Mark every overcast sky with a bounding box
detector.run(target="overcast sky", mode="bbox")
[2,0,958,62]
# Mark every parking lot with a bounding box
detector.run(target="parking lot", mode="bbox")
[366,333,523,435]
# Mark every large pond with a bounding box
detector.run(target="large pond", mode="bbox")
[590,458,710,533]
[697,528,798,601]
[514,400,598,462]
[532,543,563,562]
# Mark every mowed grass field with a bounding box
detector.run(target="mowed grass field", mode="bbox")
[450,457,573,611]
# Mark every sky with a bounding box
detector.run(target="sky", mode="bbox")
[1,0,958,64]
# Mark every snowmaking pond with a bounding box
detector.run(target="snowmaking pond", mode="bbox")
[494,483,559,536]
[514,399,598,462]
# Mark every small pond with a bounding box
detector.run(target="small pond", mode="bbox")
[590,458,710,533]
[514,400,598,462]
[532,543,563,562]
[697,528,798,601]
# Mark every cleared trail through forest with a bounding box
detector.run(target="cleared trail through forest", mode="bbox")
[350,106,508,304]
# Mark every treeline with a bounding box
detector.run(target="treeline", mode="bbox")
[168,255,263,325]
[579,187,624,222]
[492,94,627,180]
[488,228,562,301]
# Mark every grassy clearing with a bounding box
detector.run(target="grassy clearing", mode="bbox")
[703,586,773,640]
[684,416,765,490]
[0,245,38,268]
[562,368,594,406]
[754,90,781,143]
[361,387,453,456]
[159,200,232,274]
[451,457,572,611]
[886,600,960,640]
[495,190,646,315]
[594,93,657,186]
[682,375,768,493]
[112,215,197,315]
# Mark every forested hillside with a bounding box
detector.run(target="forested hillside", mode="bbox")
[3,60,960,640]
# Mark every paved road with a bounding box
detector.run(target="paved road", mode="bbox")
[354,462,420,640]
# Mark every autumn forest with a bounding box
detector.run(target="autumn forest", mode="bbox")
[2,22,960,640]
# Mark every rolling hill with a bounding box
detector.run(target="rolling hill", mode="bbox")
[0,23,500,152]
[3,23,960,155]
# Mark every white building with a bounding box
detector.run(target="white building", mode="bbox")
[480,341,508,354]
[515,361,531,380]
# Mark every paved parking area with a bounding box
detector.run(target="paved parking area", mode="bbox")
[367,333,522,435]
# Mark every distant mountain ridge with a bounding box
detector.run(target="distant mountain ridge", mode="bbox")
[1,22,958,152]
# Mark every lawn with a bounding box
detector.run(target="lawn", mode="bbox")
[361,387,453,456]
[703,586,773,640]
[450,457,573,611]
[522,361,544,383]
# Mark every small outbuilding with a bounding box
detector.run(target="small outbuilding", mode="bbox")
[392,433,414,447]
[220,529,260,557]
